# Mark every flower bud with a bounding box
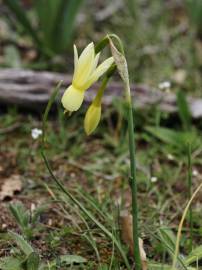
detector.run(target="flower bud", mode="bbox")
[84,103,101,135]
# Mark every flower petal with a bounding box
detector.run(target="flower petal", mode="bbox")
[92,52,100,70]
[73,44,78,70]
[84,104,101,135]
[61,85,84,112]
[83,57,114,89]
[73,42,95,87]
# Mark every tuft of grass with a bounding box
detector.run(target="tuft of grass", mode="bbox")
[4,0,83,57]
[9,202,47,240]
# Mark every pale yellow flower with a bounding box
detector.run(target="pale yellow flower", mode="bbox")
[84,103,101,135]
[61,42,114,112]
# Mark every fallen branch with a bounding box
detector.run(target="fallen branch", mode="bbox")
[0,68,202,118]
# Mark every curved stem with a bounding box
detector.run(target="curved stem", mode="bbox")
[172,182,202,269]
[93,65,116,106]
[108,34,142,269]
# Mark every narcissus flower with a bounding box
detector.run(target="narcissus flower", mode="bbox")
[61,42,114,112]
[84,103,101,135]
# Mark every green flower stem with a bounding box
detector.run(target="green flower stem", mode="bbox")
[41,78,130,269]
[108,34,142,269]
[95,36,109,54]
[125,81,141,270]
[93,64,116,106]
[93,77,108,106]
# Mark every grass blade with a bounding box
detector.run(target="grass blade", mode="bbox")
[172,182,202,269]
[143,225,187,270]
[4,0,41,48]
[158,227,176,259]
[185,245,202,265]
[35,0,63,53]
[54,0,83,52]
[42,81,63,146]
[41,151,130,270]
[186,0,202,35]
[9,203,28,229]
[126,0,138,20]
[176,90,191,131]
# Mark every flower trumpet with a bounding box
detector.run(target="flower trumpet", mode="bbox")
[61,42,114,112]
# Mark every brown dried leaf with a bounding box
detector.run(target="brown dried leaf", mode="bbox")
[0,175,22,201]
[120,211,147,270]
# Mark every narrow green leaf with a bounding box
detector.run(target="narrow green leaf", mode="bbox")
[145,126,200,151]
[4,0,41,47]
[158,227,176,258]
[126,0,138,20]
[185,245,202,265]
[186,0,202,33]
[35,0,63,52]
[53,0,83,52]
[26,252,40,270]
[176,90,191,130]
[9,231,33,256]
[9,202,29,229]
[42,81,63,146]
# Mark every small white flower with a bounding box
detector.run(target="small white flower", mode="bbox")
[151,176,158,183]
[31,128,42,139]
[158,81,171,90]
[167,153,174,161]
[192,169,199,177]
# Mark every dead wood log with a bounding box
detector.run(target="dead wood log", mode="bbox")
[0,68,202,118]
